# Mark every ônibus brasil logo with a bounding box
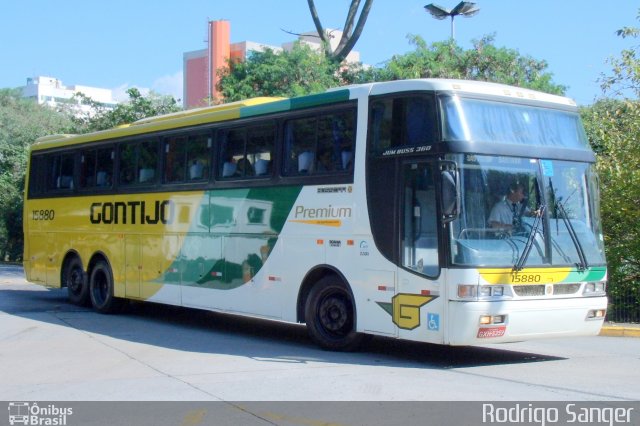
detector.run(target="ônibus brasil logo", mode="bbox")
[7,402,73,426]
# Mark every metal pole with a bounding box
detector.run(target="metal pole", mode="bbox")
[451,15,455,40]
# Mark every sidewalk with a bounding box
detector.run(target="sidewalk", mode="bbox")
[600,322,640,337]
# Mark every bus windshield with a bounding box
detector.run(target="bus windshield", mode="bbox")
[440,96,589,148]
[450,154,606,268]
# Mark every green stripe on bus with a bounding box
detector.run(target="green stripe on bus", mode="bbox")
[240,90,351,119]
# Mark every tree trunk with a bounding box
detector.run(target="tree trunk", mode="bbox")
[307,0,373,63]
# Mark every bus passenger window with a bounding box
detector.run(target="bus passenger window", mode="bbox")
[119,144,136,186]
[187,134,211,181]
[164,136,188,183]
[164,133,210,183]
[246,123,274,177]
[219,123,274,179]
[219,128,246,179]
[284,117,316,175]
[80,147,113,189]
[46,153,75,191]
[138,140,158,184]
[284,110,355,176]
[118,140,158,186]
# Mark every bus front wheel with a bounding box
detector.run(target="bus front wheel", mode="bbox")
[89,260,123,314]
[304,277,364,351]
[64,256,89,306]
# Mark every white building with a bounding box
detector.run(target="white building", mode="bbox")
[21,76,118,116]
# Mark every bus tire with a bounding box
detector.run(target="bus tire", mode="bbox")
[89,259,123,314]
[64,256,89,306]
[304,276,364,351]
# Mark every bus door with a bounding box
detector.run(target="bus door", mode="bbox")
[396,161,444,343]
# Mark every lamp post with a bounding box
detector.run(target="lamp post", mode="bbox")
[424,1,480,41]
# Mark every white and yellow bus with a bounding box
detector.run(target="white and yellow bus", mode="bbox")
[24,79,608,350]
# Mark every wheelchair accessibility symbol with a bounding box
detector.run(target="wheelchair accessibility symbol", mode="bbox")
[428,313,440,331]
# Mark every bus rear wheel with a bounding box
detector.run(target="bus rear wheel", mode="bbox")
[89,260,123,314]
[304,277,364,351]
[64,256,89,306]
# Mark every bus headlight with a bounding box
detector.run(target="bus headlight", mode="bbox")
[480,314,507,325]
[586,309,606,320]
[458,284,506,299]
[583,281,606,296]
[458,285,477,299]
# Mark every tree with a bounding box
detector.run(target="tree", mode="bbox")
[71,88,180,133]
[581,14,640,321]
[375,35,566,95]
[582,100,640,322]
[306,0,373,64]
[217,42,348,101]
[0,89,73,261]
[0,88,180,262]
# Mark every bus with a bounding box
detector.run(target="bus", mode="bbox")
[23,79,608,350]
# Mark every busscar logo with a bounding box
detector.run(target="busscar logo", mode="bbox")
[7,402,73,425]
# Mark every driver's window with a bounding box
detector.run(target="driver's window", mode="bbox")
[402,162,439,277]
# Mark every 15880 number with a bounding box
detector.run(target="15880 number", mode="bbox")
[32,209,55,221]
[511,273,541,283]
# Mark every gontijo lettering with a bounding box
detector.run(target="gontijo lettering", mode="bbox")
[90,200,174,225]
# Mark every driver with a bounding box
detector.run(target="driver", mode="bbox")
[488,182,530,231]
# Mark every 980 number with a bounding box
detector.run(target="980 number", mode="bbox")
[32,209,55,221]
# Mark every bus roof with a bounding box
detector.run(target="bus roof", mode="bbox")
[362,78,577,108]
[31,89,352,151]
[32,79,576,151]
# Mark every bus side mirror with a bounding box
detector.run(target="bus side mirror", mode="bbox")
[440,161,460,223]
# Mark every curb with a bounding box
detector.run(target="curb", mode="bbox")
[600,326,640,338]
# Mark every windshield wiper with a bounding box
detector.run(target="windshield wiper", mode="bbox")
[548,179,588,271]
[556,201,589,271]
[513,204,546,271]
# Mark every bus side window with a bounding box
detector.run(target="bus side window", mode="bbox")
[119,144,136,186]
[284,110,355,176]
[284,117,316,175]
[317,111,355,172]
[28,155,46,197]
[46,153,75,191]
[118,140,158,186]
[370,96,436,154]
[80,147,113,189]
[370,99,392,153]
[164,136,188,183]
[138,140,158,184]
[246,123,274,177]
[219,128,246,179]
[187,134,211,181]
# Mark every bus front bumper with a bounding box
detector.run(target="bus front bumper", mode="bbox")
[447,296,608,345]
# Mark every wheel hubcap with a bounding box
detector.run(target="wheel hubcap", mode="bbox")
[319,295,348,332]
[69,268,83,293]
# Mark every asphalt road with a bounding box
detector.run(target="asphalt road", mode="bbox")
[1,264,639,403]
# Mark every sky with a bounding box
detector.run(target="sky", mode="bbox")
[1,0,637,106]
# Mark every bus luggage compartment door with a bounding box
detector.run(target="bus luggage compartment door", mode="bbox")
[124,235,141,298]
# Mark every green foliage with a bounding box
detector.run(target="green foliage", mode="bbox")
[0,88,180,262]
[374,35,566,95]
[0,89,74,261]
[583,14,640,321]
[582,100,640,321]
[218,34,566,101]
[71,88,180,133]
[217,43,346,101]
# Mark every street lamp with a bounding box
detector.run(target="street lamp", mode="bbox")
[424,1,480,41]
